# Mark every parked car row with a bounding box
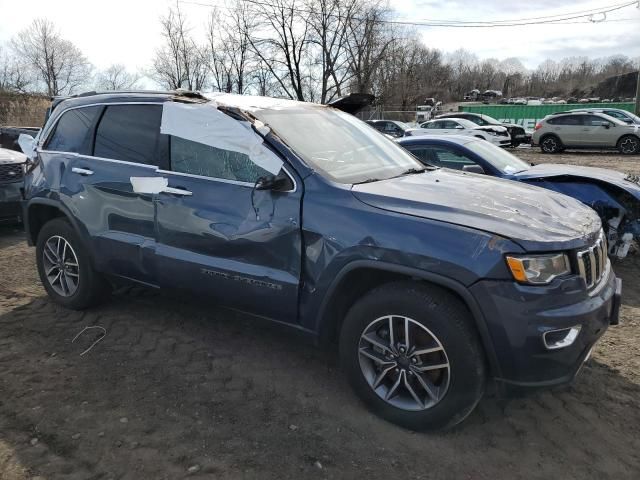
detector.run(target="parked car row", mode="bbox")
[405,118,511,147]
[13,90,623,432]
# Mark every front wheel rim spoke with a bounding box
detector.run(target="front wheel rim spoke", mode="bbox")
[413,363,449,373]
[372,364,396,390]
[45,243,59,263]
[413,371,439,401]
[46,265,59,276]
[385,371,403,400]
[359,347,395,366]
[361,332,392,355]
[411,346,443,356]
[403,373,425,408]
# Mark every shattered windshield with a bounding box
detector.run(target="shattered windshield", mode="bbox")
[465,139,531,174]
[253,106,423,184]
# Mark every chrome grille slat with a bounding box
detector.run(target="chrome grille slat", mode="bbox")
[0,163,24,183]
[577,232,608,289]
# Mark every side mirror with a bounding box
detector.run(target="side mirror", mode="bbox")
[18,134,37,160]
[462,165,485,174]
[255,172,293,192]
[602,123,611,129]
[454,125,464,129]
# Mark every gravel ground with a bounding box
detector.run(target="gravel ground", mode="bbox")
[1,149,639,480]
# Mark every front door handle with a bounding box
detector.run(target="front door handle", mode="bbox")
[161,186,193,196]
[71,167,94,176]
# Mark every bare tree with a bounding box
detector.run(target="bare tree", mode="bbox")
[345,2,393,95]
[206,2,255,94]
[0,46,33,92]
[305,0,359,103]
[248,0,310,100]
[153,7,208,91]
[11,18,92,96]
[95,64,141,90]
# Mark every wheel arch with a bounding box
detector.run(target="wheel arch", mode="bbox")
[25,199,91,257]
[315,260,501,378]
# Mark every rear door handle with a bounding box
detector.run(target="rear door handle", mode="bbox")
[71,167,94,176]
[161,186,193,196]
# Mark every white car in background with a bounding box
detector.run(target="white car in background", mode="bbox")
[405,118,511,147]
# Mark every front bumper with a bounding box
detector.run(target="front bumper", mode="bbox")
[490,137,512,147]
[470,266,620,387]
[0,182,23,220]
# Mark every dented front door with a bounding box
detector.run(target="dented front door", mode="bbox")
[154,168,302,322]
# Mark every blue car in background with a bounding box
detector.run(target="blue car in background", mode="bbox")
[397,135,640,260]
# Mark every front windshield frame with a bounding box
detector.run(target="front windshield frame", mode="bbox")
[464,139,531,175]
[252,106,425,185]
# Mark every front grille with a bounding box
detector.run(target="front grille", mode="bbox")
[0,163,24,183]
[577,234,607,288]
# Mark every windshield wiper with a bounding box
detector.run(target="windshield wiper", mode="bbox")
[354,178,383,184]
[400,167,427,175]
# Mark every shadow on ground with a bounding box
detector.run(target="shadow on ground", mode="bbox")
[1,287,639,480]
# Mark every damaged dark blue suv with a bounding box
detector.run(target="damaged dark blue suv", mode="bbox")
[21,91,621,430]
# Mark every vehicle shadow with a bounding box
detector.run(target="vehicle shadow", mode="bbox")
[1,289,639,479]
[0,223,25,248]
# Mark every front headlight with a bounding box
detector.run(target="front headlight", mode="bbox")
[506,253,570,285]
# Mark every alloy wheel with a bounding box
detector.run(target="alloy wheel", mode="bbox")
[542,137,558,152]
[42,235,80,297]
[358,315,450,411]
[620,137,639,154]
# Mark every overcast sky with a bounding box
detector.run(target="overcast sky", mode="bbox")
[0,0,638,84]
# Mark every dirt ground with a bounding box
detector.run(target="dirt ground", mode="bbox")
[1,149,639,480]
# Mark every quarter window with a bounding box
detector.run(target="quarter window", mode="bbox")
[45,106,101,153]
[170,136,271,183]
[94,104,162,165]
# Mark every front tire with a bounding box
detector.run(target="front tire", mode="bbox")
[617,135,640,155]
[339,282,486,431]
[36,218,111,310]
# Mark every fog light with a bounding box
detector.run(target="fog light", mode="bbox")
[543,326,581,350]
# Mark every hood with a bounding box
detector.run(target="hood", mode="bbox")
[327,93,375,114]
[514,164,640,200]
[0,147,27,165]
[473,125,508,134]
[351,169,601,251]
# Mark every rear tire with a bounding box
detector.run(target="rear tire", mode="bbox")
[617,135,640,155]
[540,135,562,153]
[339,281,486,431]
[36,218,111,310]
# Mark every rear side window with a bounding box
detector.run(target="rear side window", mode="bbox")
[94,104,162,165]
[170,136,271,183]
[45,106,101,153]
[584,115,611,127]
[547,115,583,126]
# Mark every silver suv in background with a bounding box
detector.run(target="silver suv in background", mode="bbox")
[562,108,640,125]
[532,112,640,155]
